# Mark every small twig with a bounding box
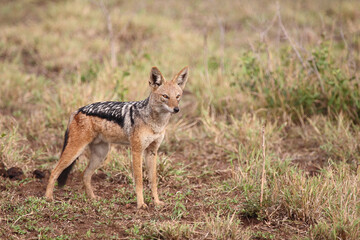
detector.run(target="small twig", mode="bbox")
[217,17,225,75]
[260,124,266,207]
[277,3,307,70]
[99,0,117,68]
[201,232,210,240]
[203,27,210,85]
[339,28,349,55]
[260,12,278,41]
[340,27,356,74]
[12,211,34,226]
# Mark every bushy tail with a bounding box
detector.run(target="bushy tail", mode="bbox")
[57,160,76,187]
[56,112,79,188]
[56,128,77,187]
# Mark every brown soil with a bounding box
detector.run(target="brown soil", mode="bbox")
[0,138,316,239]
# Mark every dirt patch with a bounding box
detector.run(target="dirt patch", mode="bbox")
[0,126,320,239]
[0,131,317,239]
[0,148,310,239]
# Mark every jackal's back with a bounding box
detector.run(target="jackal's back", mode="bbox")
[78,97,150,129]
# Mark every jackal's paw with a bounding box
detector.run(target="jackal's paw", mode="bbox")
[45,195,54,202]
[89,195,101,201]
[154,200,165,207]
[137,203,148,210]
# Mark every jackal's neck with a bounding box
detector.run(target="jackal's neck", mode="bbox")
[141,93,171,131]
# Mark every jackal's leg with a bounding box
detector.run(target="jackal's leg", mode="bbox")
[145,142,164,206]
[45,113,95,201]
[83,142,109,199]
[131,140,147,209]
[45,139,89,200]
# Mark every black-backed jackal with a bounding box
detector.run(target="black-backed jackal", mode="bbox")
[45,66,189,209]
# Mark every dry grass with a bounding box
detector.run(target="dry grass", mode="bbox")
[1,0,360,239]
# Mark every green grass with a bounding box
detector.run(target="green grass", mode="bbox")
[1,0,360,239]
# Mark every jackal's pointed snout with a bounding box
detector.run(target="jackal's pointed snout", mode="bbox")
[173,107,180,113]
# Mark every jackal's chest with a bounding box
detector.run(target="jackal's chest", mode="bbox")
[141,131,164,148]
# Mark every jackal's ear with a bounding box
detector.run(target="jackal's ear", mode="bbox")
[149,67,164,90]
[173,66,189,90]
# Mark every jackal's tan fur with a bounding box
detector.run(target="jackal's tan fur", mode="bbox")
[45,66,189,209]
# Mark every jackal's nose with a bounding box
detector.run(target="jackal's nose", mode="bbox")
[173,107,180,113]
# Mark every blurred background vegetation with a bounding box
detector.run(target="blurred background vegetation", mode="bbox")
[1,0,360,239]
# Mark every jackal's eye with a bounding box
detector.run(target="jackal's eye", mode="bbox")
[162,94,169,99]
[176,94,181,100]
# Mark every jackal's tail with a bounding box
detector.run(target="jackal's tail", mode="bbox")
[57,112,78,187]
[57,161,76,187]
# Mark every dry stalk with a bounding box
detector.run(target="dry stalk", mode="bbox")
[260,12,278,41]
[99,0,117,68]
[340,27,356,75]
[260,124,266,207]
[217,17,225,75]
[276,3,307,70]
[275,3,328,92]
[203,27,210,85]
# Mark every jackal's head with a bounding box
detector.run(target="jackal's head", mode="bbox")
[149,66,189,114]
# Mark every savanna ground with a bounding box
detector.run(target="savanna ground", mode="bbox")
[1,0,360,239]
